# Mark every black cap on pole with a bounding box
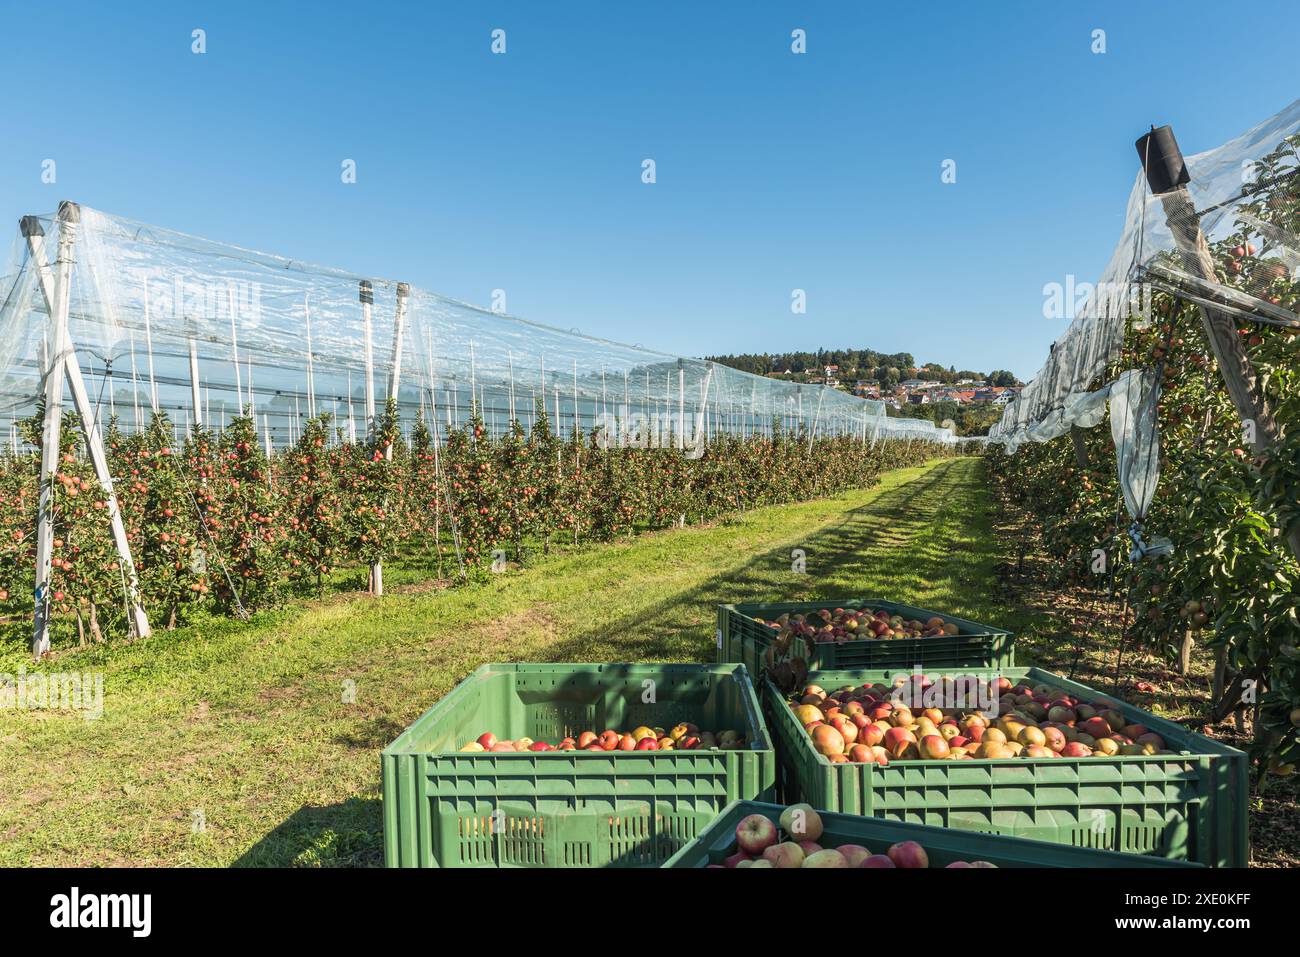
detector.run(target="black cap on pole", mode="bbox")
[19,215,44,238]
[1136,125,1190,194]
[359,279,373,305]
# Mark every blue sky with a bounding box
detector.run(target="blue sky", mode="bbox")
[1,1,1297,380]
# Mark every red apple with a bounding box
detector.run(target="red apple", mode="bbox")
[803,849,849,868]
[1080,717,1111,740]
[829,715,858,746]
[919,734,951,760]
[837,844,872,868]
[1041,726,1067,753]
[761,842,806,868]
[861,854,896,868]
[476,732,498,750]
[858,723,885,748]
[887,840,929,868]
[847,744,874,763]
[1048,705,1077,725]
[811,724,846,758]
[735,814,778,855]
[883,726,917,758]
[779,803,824,841]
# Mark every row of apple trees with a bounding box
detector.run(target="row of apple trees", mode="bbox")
[0,401,952,647]
[988,133,1300,775]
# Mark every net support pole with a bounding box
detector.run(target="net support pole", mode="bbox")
[304,295,316,418]
[385,282,410,433]
[691,362,715,452]
[28,211,71,658]
[681,358,691,452]
[188,330,202,429]
[808,386,824,450]
[360,280,376,440]
[143,283,159,413]
[25,203,151,656]
[1137,125,1299,563]
[372,282,410,598]
[507,350,516,424]
[228,286,243,414]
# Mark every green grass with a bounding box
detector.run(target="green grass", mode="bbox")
[0,456,1033,866]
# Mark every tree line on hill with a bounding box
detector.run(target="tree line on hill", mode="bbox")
[704,348,1020,391]
[887,400,1003,436]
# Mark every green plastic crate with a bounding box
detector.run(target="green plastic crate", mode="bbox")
[382,662,776,868]
[717,598,1014,679]
[663,800,1203,868]
[765,666,1248,867]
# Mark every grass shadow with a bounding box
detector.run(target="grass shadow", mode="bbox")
[233,796,384,868]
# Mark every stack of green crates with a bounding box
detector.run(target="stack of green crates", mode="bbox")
[717,598,1015,679]
[764,666,1248,867]
[663,800,1204,868]
[382,662,776,867]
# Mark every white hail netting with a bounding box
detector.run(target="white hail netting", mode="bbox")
[990,99,1300,538]
[0,206,951,450]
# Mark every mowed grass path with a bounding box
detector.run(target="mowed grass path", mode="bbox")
[0,456,1026,866]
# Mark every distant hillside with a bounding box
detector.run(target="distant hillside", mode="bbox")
[704,348,1020,390]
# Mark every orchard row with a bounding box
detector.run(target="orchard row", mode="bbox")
[0,402,952,647]
[986,132,1300,773]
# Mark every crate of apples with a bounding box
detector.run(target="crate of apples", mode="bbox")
[458,723,748,753]
[790,673,1174,764]
[725,803,992,868]
[664,799,1204,868]
[761,607,960,645]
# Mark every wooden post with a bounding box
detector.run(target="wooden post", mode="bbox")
[26,204,151,654]
[1137,125,1300,564]
[1070,426,1090,468]
[1178,628,1194,676]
